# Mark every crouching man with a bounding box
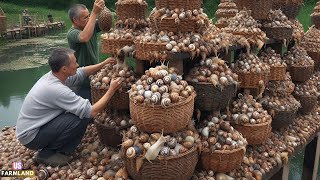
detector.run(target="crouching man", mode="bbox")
[16,47,122,167]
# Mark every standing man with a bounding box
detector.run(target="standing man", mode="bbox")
[16,48,122,167]
[67,0,105,100]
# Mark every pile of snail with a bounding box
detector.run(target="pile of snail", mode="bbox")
[265,73,295,97]
[230,94,272,125]
[101,28,147,40]
[259,95,300,111]
[290,19,304,43]
[122,125,200,161]
[301,26,320,52]
[129,65,195,107]
[185,57,239,87]
[116,0,146,5]
[224,10,262,34]
[199,115,247,152]
[90,63,136,92]
[0,125,128,180]
[215,1,238,18]
[263,9,292,28]
[307,72,320,93]
[115,18,150,30]
[235,53,270,73]
[283,45,314,66]
[259,47,287,67]
[193,171,233,180]
[95,111,133,128]
[293,82,319,97]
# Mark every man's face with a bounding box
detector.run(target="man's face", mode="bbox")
[65,54,79,76]
[74,8,89,30]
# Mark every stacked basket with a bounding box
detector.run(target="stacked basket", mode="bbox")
[215,0,238,29]
[101,0,148,55]
[125,65,198,179]
[236,0,273,20]
[273,0,303,19]
[311,3,320,29]
[301,26,320,71]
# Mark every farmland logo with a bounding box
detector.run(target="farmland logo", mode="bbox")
[0,162,35,178]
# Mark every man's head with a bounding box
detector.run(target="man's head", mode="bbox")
[68,4,89,30]
[48,48,78,75]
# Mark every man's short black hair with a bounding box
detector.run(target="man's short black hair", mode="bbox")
[48,48,75,72]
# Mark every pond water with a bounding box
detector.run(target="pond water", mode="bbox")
[0,33,318,179]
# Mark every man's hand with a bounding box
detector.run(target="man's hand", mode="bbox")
[92,0,105,15]
[109,77,123,94]
[105,57,117,65]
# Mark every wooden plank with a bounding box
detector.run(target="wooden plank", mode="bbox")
[312,133,320,180]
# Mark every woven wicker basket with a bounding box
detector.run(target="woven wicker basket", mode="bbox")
[236,0,273,20]
[263,26,293,40]
[215,22,228,29]
[101,37,134,55]
[273,1,303,19]
[307,51,320,71]
[150,16,201,33]
[233,120,272,145]
[311,15,320,29]
[94,119,128,147]
[288,64,314,82]
[269,65,287,81]
[134,41,167,61]
[91,88,130,110]
[294,95,318,114]
[98,7,112,32]
[201,148,245,173]
[130,93,195,134]
[125,147,198,180]
[215,12,237,18]
[188,82,237,111]
[265,107,297,129]
[155,0,203,10]
[236,71,269,89]
[116,2,147,21]
[0,8,6,33]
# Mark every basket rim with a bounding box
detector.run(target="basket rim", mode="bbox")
[130,92,196,108]
[202,146,245,154]
[116,1,148,6]
[290,64,314,67]
[94,119,130,130]
[233,118,272,127]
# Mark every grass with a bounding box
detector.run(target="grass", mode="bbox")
[297,1,317,31]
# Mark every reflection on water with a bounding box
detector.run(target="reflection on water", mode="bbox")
[0,66,50,127]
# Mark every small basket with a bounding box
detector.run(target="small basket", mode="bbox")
[236,71,269,89]
[273,1,303,19]
[263,26,293,40]
[236,0,273,20]
[265,107,297,129]
[307,51,320,71]
[288,64,314,82]
[94,119,128,147]
[269,65,287,81]
[129,93,195,134]
[155,0,203,10]
[134,40,167,61]
[233,119,272,145]
[188,82,237,111]
[91,88,130,110]
[201,148,245,173]
[0,7,6,33]
[101,37,134,55]
[294,95,318,114]
[150,16,201,33]
[98,7,112,32]
[125,147,198,180]
[116,2,147,21]
[311,14,320,29]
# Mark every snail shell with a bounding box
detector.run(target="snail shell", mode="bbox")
[160,146,170,156]
[167,137,177,148]
[130,126,138,133]
[161,98,171,107]
[134,95,144,103]
[163,75,172,84]
[170,92,180,103]
[156,79,164,86]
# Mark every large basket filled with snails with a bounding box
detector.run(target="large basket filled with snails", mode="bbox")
[293,83,319,114]
[273,0,303,19]
[259,47,287,81]
[94,111,132,147]
[129,66,196,134]
[134,41,167,61]
[199,116,247,172]
[301,26,320,70]
[260,95,300,129]
[115,0,147,21]
[123,127,199,180]
[186,57,238,111]
[265,73,295,97]
[215,1,238,18]
[230,94,272,145]
[262,10,293,40]
[235,53,270,89]
[90,64,137,110]
[236,0,273,20]
[155,0,203,10]
[311,4,320,28]
[284,45,314,82]
[306,51,320,71]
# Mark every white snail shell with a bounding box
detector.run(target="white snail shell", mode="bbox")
[161,98,171,108]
